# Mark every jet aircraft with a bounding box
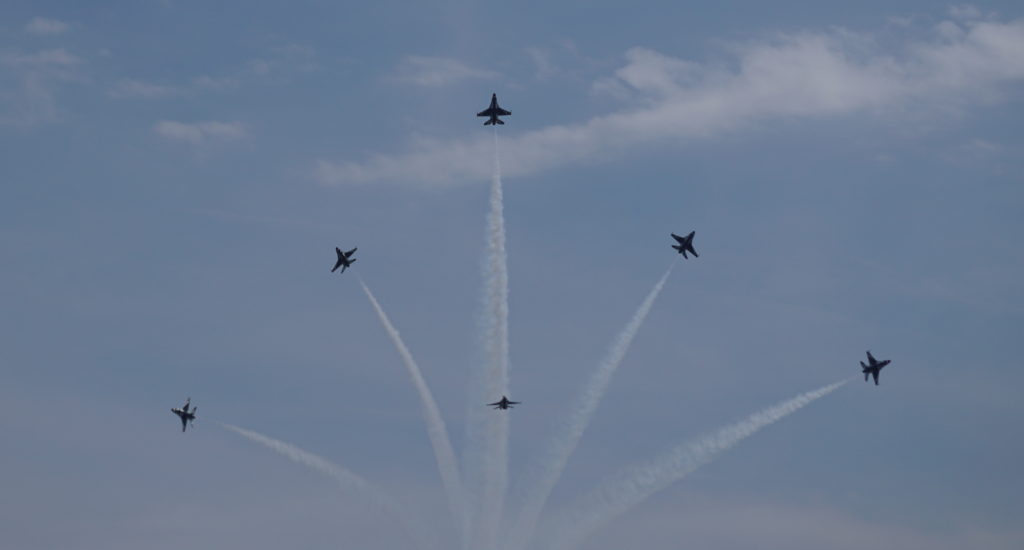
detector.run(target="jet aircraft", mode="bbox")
[477,93,511,126]
[487,396,520,410]
[171,398,197,432]
[332,247,357,273]
[860,351,891,385]
[671,231,699,258]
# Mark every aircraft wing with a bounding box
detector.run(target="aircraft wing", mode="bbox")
[180,415,188,432]
[671,233,686,244]
[866,351,877,365]
[497,108,511,116]
[872,370,880,385]
[486,401,501,406]
[477,109,491,117]
[345,247,357,258]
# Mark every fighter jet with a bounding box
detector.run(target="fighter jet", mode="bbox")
[860,351,891,386]
[171,398,197,432]
[332,247,357,273]
[477,93,511,126]
[487,396,520,410]
[670,231,699,258]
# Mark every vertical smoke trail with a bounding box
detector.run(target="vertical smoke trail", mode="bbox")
[464,126,511,550]
[360,280,466,536]
[545,379,850,550]
[508,264,674,550]
[220,423,421,544]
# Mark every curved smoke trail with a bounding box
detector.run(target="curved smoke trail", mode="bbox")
[546,379,850,550]
[508,264,674,550]
[220,423,421,544]
[465,126,512,550]
[360,280,466,535]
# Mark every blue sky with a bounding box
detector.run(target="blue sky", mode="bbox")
[2,2,1023,549]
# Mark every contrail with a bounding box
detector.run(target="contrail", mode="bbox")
[359,280,466,536]
[508,264,674,550]
[220,423,421,544]
[546,379,850,550]
[464,126,511,550]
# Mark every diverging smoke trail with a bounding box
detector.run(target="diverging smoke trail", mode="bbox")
[220,423,420,542]
[464,126,511,550]
[546,379,850,550]
[360,280,466,534]
[507,264,675,550]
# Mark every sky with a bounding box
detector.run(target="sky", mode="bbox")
[2,1,1023,549]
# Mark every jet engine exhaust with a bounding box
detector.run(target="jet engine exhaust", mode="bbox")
[464,125,513,550]
[546,379,850,550]
[359,280,466,535]
[220,423,421,544]
[508,263,675,550]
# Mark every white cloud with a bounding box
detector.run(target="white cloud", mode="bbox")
[107,78,182,99]
[24,17,70,35]
[394,56,498,87]
[526,47,558,79]
[109,45,316,100]
[949,4,984,21]
[316,15,1024,187]
[1,49,79,67]
[0,48,83,126]
[153,120,247,144]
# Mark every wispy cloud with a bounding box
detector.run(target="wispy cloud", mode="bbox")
[109,44,316,99]
[949,4,984,21]
[109,74,243,99]
[317,14,1024,187]
[525,47,558,80]
[0,48,83,126]
[24,17,70,35]
[107,78,182,99]
[393,56,498,87]
[153,120,247,144]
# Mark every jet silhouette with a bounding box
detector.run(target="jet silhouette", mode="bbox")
[487,396,520,410]
[670,231,699,258]
[861,351,891,385]
[171,398,197,432]
[332,247,357,273]
[477,93,511,126]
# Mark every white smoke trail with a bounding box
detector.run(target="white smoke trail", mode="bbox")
[507,264,674,550]
[220,423,421,544]
[464,126,511,550]
[360,280,466,536]
[546,379,850,550]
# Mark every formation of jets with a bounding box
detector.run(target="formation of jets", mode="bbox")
[171,92,893,431]
[171,398,196,432]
